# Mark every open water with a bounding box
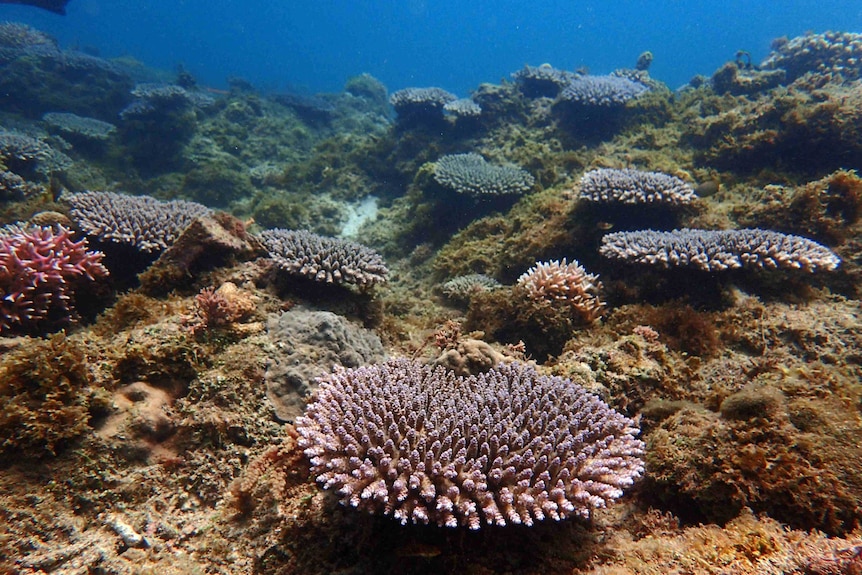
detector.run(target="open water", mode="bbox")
[4,0,862,94]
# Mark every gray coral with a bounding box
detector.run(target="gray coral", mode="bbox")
[441,274,502,302]
[389,87,457,116]
[64,190,212,253]
[434,153,535,196]
[296,358,644,529]
[559,74,649,106]
[599,228,841,272]
[265,309,386,421]
[259,228,388,287]
[43,112,116,142]
[579,168,697,206]
[513,64,575,97]
[761,31,862,83]
[443,98,482,118]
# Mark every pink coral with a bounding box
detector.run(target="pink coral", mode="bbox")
[516,258,605,322]
[0,225,108,334]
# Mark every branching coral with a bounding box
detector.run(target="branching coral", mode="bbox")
[600,228,840,272]
[0,224,108,334]
[65,190,212,253]
[259,228,388,287]
[297,358,644,529]
[516,259,605,323]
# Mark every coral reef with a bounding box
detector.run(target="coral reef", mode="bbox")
[513,63,575,97]
[433,153,535,196]
[42,112,116,143]
[0,224,108,334]
[442,97,482,119]
[0,23,133,120]
[259,228,389,287]
[600,228,841,272]
[578,167,697,205]
[65,190,212,253]
[0,129,72,180]
[296,359,644,529]
[3,20,862,575]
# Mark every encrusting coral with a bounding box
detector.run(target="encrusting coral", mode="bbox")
[296,358,644,529]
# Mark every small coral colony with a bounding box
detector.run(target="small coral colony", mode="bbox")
[2,19,862,575]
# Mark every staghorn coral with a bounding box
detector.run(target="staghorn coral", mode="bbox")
[64,190,212,253]
[578,167,697,206]
[516,259,605,323]
[259,228,388,287]
[599,228,841,272]
[433,153,535,196]
[0,224,108,334]
[296,358,644,529]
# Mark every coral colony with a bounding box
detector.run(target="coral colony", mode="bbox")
[600,228,841,272]
[259,228,388,287]
[296,359,644,529]
[0,225,107,333]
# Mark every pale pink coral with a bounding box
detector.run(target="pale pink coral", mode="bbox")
[516,258,605,322]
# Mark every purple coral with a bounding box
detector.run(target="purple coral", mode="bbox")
[259,228,388,287]
[65,190,212,253]
[296,359,644,529]
[579,168,697,205]
[0,225,107,334]
[599,228,841,272]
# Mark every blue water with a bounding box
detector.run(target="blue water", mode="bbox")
[5,0,862,95]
